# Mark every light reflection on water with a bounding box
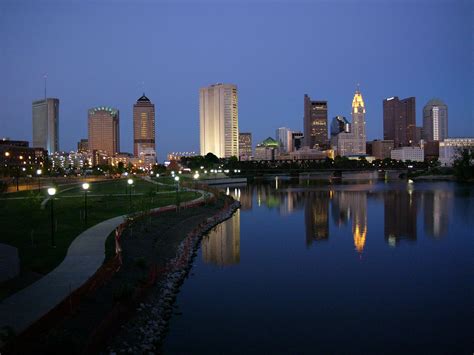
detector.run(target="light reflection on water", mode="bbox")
[164,181,473,354]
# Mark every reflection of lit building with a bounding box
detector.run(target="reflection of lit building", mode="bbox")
[305,191,330,246]
[202,210,240,266]
[384,190,417,246]
[331,191,368,253]
[423,190,451,239]
[238,186,253,210]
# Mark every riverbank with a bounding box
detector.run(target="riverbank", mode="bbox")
[107,198,241,354]
[1,193,238,354]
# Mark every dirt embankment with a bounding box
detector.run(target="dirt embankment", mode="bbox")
[5,196,237,355]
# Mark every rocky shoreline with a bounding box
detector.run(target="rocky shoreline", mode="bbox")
[108,199,241,354]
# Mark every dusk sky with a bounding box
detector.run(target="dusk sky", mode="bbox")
[1,0,472,161]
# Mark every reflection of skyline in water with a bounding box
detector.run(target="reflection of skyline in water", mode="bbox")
[227,181,453,253]
[201,209,240,266]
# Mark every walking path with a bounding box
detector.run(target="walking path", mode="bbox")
[0,183,208,334]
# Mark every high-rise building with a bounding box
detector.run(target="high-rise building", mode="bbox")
[304,95,328,149]
[133,94,156,161]
[275,127,293,153]
[88,106,120,156]
[423,99,448,142]
[331,88,367,156]
[32,98,59,153]
[239,132,252,160]
[383,96,416,147]
[351,88,366,154]
[199,83,239,158]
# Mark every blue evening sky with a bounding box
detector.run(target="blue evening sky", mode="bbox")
[0,0,472,161]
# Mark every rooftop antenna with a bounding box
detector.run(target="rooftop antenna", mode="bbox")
[356,83,360,93]
[43,72,48,100]
[140,80,145,96]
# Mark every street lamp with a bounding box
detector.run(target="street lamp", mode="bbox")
[82,183,90,224]
[36,169,42,190]
[127,178,134,211]
[174,176,180,211]
[47,187,57,247]
[155,173,160,191]
[193,172,199,189]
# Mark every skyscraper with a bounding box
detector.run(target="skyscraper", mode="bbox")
[383,96,416,147]
[351,87,366,154]
[304,95,328,149]
[330,87,367,156]
[32,98,59,153]
[199,83,239,158]
[133,94,156,160]
[88,106,120,156]
[239,132,252,160]
[423,99,448,142]
[275,127,293,153]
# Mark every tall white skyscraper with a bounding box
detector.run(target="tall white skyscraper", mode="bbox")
[32,98,59,153]
[423,99,448,142]
[199,83,239,158]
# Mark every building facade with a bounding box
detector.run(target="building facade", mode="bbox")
[77,138,89,152]
[32,98,59,153]
[371,140,394,160]
[438,138,474,166]
[0,139,47,174]
[88,106,120,156]
[304,95,328,149]
[275,127,293,153]
[331,88,367,157]
[254,137,279,161]
[292,132,304,151]
[133,94,156,161]
[239,132,252,160]
[390,146,424,162]
[383,96,416,147]
[199,83,239,158]
[423,99,448,142]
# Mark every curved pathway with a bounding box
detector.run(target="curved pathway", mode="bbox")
[0,184,209,334]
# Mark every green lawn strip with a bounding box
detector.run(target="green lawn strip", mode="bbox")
[0,179,199,279]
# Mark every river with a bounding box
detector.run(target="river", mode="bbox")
[163,180,473,354]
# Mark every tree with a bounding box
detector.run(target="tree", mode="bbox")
[453,148,474,181]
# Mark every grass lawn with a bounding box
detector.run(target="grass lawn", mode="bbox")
[0,178,200,287]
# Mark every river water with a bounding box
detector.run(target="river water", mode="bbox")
[163,181,473,354]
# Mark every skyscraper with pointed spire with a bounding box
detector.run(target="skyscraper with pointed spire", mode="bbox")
[133,93,156,161]
[351,86,366,154]
[331,86,366,156]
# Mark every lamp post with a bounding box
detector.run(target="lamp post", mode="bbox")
[127,178,134,211]
[36,169,42,190]
[82,182,90,224]
[155,173,160,192]
[174,176,180,212]
[47,187,57,247]
[193,172,199,189]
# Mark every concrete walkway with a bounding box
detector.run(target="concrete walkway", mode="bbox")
[0,187,207,334]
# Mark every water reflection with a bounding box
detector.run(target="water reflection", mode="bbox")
[226,182,453,253]
[331,191,368,253]
[201,210,241,266]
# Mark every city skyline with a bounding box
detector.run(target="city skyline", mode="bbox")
[0,0,472,158]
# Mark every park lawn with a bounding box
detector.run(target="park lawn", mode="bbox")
[0,179,199,277]
[60,178,174,196]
